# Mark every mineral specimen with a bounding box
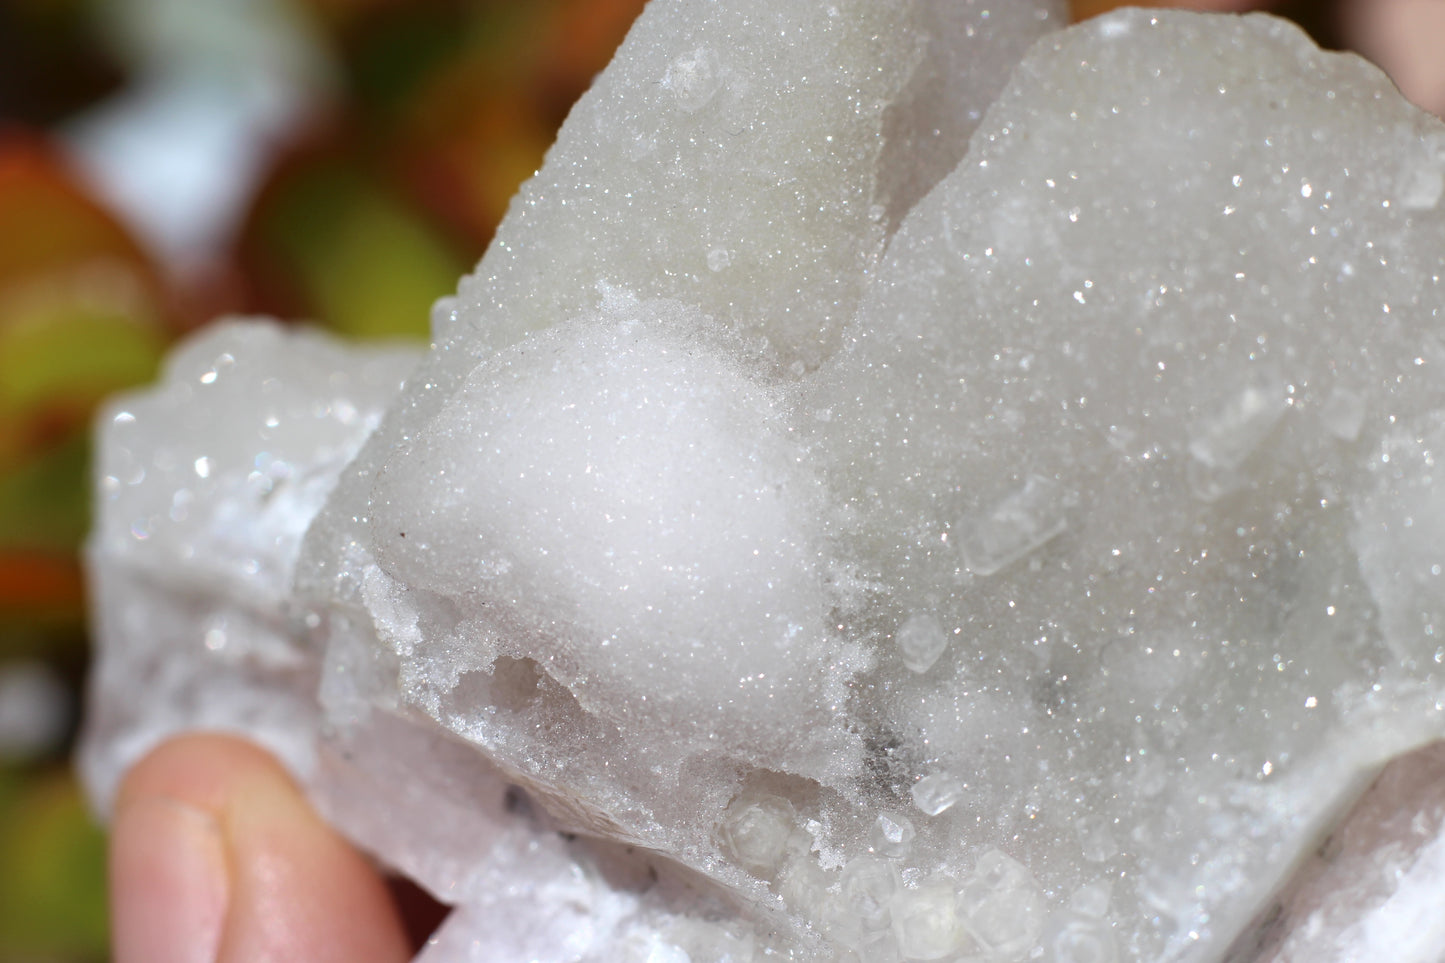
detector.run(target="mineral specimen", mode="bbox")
[81,3,1445,961]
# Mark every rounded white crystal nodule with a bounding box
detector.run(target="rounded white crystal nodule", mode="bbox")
[891,877,966,961]
[895,612,949,673]
[664,47,722,112]
[958,850,1045,958]
[1050,918,1117,963]
[1075,814,1119,863]
[718,792,797,878]
[840,855,901,931]
[1068,881,1112,920]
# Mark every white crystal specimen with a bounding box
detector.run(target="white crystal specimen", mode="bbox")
[80,4,1445,963]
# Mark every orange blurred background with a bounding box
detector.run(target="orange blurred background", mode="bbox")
[0,0,1438,957]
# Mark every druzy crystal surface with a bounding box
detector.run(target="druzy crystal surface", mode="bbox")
[81,4,1445,961]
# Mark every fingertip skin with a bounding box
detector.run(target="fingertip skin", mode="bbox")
[116,734,294,816]
[112,733,412,963]
[111,790,229,963]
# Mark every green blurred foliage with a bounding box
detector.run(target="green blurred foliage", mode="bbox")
[0,437,92,557]
[246,162,464,339]
[0,768,109,961]
[0,302,162,417]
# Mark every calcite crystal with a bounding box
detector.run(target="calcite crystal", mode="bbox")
[81,4,1445,962]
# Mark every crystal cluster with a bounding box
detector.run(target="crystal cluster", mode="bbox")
[81,3,1445,961]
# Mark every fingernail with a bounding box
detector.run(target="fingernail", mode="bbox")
[111,795,230,963]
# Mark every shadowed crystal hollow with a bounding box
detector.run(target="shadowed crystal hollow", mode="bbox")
[81,4,1445,961]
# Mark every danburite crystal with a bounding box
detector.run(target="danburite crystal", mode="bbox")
[79,4,1445,962]
[870,811,916,859]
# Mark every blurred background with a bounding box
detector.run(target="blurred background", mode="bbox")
[0,0,1439,958]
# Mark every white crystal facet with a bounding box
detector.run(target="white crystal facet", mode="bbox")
[910,773,965,818]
